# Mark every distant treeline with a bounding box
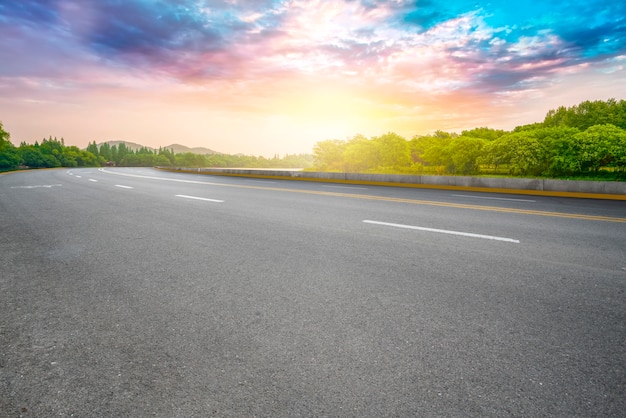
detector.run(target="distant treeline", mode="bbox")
[86,142,313,169]
[0,126,313,171]
[0,133,100,170]
[313,99,626,178]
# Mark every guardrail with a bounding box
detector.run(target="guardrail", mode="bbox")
[156,167,626,200]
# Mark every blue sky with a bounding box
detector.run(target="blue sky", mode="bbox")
[1,0,624,155]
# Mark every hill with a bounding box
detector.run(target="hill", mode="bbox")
[162,143,217,155]
[96,141,217,155]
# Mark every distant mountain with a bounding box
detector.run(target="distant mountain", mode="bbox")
[95,141,217,155]
[162,144,217,155]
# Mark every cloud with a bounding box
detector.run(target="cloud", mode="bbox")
[400,0,475,31]
[1,0,625,153]
[3,0,624,89]
[0,0,60,25]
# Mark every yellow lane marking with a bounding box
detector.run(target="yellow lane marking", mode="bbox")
[245,187,626,223]
[103,169,626,223]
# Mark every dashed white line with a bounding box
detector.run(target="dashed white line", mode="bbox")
[363,220,520,243]
[115,185,133,189]
[176,194,224,203]
[88,179,98,182]
[75,175,82,178]
[452,194,536,203]
[10,184,62,189]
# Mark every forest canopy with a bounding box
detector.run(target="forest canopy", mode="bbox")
[312,99,626,178]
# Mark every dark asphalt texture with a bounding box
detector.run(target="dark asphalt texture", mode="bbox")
[1,168,625,416]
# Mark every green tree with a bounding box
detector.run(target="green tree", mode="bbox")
[460,127,507,141]
[86,141,99,157]
[483,131,543,175]
[115,143,130,165]
[533,126,581,176]
[373,132,410,169]
[0,122,21,169]
[342,135,377,172]
[543,99,626,130]
[418,134,454,169]
[445,136,486,174]
[313,139,347,171]
[158,147,175,166]
[175,152,208,167]
[19,145,60,168]
[154,154,172,167]
[99,143,112,161]
[574,124,626,172]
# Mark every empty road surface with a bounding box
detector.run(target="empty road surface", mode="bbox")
[1,167,625,416]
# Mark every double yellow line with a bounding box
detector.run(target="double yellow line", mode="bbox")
[220,183,626,223]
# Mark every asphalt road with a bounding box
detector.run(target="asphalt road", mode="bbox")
[1,167,625,417]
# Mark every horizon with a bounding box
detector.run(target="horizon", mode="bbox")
[1,1,625,157]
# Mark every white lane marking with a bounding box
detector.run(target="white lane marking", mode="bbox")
[75,175,82,178]
[115,185,133,189]
[245,179,277,184]
[452,194,536,203]
[363,220,520,243]
[10,184,62,189]
[100,168,221,185]
[176,194,224,203]
[88,179,98,182]
[323,185,368,190]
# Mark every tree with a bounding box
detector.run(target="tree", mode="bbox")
[19,145,60,168]
[574,124,626,172]
[461,127,507,141]
[115,142,130,165]
[0,122,21,169]
[99,143,112,161]
[342,135,378,172]
[175,152,208,167]
[533,126,580,176]
[483,131,543,175]
[418,134,453,169]
[372,132,410,169]
[445,136,486,174]
[154,154,172,167]
[86,141,99,157]
[543,99,626,130]
[158,147,176,166]
[313,139,347,171]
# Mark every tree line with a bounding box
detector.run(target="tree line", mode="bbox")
[0,124,313,171]
[3,98,625,178]
[0,131,100,170]
[312,99,626,178]
[85,142,313,169]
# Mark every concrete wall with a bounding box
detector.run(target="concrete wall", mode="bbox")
[159,167,626,199]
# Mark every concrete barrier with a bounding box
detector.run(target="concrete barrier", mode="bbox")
[156,167,626,200]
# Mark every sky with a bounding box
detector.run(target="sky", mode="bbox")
[1,0,625,156]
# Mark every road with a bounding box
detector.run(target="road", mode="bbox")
[1,167,625,416]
